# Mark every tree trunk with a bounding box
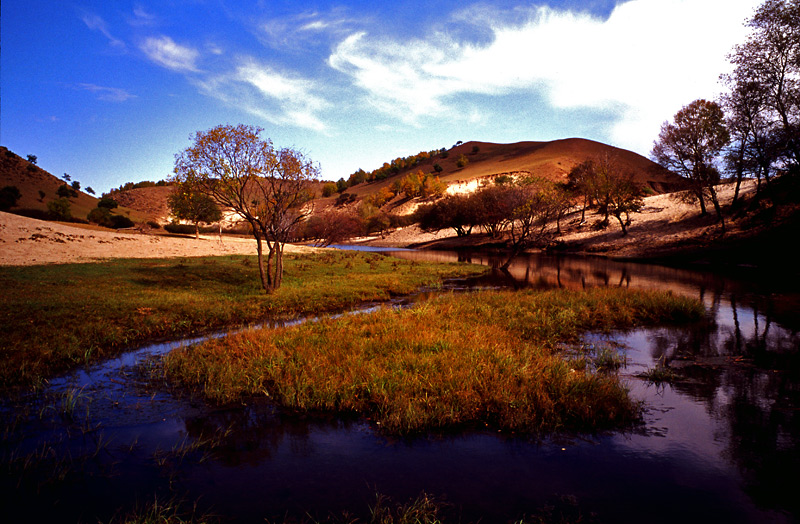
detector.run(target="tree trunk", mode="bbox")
[254,234,270,291]
[195,222,200,240]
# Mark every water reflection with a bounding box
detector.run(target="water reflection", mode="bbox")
[3,249,799,523]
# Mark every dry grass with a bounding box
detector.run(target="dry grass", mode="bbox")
[164,288,704,435]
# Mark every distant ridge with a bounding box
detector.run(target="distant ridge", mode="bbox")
[339,138,685,201]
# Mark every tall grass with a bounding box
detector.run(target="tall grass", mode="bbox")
[164,288,704,435]
[0,251,483,391]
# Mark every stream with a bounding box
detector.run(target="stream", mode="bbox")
[2,249,799,523]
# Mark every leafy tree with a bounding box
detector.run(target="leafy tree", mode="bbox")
[172,124,318,292]
[71,180,81,192]
[652,99,730,229]
[416,194,480,237]
[57,184,78,199]
[336,177,349,193]
[472,145,480,154]
[456,154,469,168]
[167,185,223,239]
[26,154,37,165]
[302,209,363,246]
[85,186,96,195]
[725,0,800,169]
[0,185,22,211]
[47,197,72,220]
[87,207,113,226]
[433,163,443,173]
[62,173,71,182]
[97,197,118,209]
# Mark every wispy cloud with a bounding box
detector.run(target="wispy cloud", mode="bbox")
[140,36,201,72]
[75,83,137,102]
[261,8,361,50]
[129,5,158,27]
[328,0,758,153]
[81,13,126,49]
[197,58,329,132]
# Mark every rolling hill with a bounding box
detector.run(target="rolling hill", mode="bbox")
[332,138,684,203]
[0,147,149,223]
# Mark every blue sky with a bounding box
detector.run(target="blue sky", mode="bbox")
[2,0,761,193]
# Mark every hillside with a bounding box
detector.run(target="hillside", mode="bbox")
[108,185,175,222]
[329,138,684,205]
[0,147,148,223]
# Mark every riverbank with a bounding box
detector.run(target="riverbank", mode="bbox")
[358,180,799,269]
[0,251,484,391]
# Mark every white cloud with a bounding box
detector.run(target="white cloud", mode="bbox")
[81,13,126,49]
[129,5,158,27]
[76,83,136,102]
[261,9,361,49]
[140,36,200,72]
[197,58,329,132]
[328,0,760,154]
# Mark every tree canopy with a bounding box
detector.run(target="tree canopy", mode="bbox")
[172,124,318,292]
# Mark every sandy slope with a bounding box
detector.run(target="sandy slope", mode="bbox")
[363,181,760,258]
[0,213,315,266]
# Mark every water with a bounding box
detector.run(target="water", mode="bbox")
[2,250,798,523]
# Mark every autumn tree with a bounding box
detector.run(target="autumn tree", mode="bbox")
[302,209,364,247]
[652,99,730,229]
[168,184,223,239]
[172,124,318,292]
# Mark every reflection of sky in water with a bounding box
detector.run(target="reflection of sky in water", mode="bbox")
[6,250,799,523]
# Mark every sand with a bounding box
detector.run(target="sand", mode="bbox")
[0,213,315,266]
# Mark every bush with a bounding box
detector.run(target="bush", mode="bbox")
[97,197,118,209]
[0,185,22,211]
[109,214,134,229]
[87,207,112,226]
[321,182,338,198]
[47,198,72,220]
[456,154,469,168]
[164,223,197,235]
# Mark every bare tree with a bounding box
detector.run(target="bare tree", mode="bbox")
[172,124,318,292]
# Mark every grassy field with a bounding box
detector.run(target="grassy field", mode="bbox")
[164,287,705,435]
[0,251,484,391]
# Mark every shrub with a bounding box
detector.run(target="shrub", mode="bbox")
[97,197,119,209]
[56,184,77,199]
[47,197,72,220]
[87,207,112,226]
[109,214,134,229]
[321,182,338,197]
[472,145,480,154]
[456,154,469,168]
[433,163,443,173]
[0,185,22,211]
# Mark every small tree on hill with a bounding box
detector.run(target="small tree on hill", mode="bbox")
[47,198,72,220]
[456,154,469,168]
[26,154,37,165]
[652,99,730,230]
[97,197,118,209]
[168,185,223,239]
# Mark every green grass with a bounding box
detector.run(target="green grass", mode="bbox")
[0,251,484,391]
[164,287,705,435]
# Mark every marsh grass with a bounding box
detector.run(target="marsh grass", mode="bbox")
[0,251,482,391]
[164,288,704,435]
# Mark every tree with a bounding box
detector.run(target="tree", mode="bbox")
[85,186,96,195]
[62,173,71,182]
[456,154,469,168]
[26,154,37,165]
[71,180,81,192]
[0,186,22,211]
[167,185,223,239]
[726,0,800,169]
[652,99,730,229]
[97,197,118,209]
[47,197,71,220]
[302,209,364,247]
[172,124,318,292]
[57,184,77,199]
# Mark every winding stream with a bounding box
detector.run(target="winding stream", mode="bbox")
[2,250,798,523]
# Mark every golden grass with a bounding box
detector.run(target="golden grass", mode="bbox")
[164,288,704,435]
